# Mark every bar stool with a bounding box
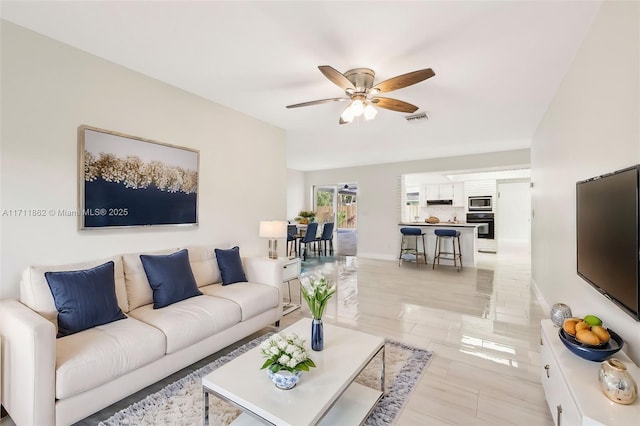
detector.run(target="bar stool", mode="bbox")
[433,229,462,271]
[398,227,427,267]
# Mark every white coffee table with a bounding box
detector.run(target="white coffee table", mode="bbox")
[202,318,385,425]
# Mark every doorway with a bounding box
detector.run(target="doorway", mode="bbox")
[337,184,357,256]
[313,183,358,256]
[497,179,531,253]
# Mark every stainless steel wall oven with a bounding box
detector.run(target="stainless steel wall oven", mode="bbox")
[466,212,495,239]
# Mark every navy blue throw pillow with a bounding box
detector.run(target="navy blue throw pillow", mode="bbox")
[215,246,247,285]
[45,261,127,338]
[140,249,202,309]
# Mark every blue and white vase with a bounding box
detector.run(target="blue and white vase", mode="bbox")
[311,318,324,351]
[268,369,301,390]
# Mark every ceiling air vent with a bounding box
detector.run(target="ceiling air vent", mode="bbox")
[405,112,429,123]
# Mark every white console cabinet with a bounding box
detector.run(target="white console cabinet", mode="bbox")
[540,319,640,425]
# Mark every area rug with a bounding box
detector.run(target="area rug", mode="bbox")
[98,333,432,426]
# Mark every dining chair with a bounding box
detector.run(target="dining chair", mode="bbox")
[287,224,298,257]
[316,222,335,256]
[299,222,319,261]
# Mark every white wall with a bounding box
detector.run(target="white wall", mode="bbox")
[531,0,640,362]
[0,21,287,299]
[286,168,305,221]
[304,149,530,260]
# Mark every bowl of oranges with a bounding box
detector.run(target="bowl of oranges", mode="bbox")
[559,315,624,361]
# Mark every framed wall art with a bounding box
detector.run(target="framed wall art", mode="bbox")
[78,125,199,229]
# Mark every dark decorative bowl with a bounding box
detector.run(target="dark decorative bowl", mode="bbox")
[558,328,624,362]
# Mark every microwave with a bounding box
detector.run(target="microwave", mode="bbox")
[468,196,492,211]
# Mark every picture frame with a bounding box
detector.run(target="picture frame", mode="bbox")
[78,125,199,229]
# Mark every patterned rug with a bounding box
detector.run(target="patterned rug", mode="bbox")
[98,333,432,426]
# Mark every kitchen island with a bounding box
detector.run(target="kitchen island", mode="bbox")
[398,222,485,268]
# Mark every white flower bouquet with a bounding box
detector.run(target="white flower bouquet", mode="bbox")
[300,274,336,320]
[259,332,316,373]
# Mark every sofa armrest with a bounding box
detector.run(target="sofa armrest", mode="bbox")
[0,299,56,426]
[243,257,283,288]
[243,257,285,311]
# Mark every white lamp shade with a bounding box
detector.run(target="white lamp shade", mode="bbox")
[259,220,287,238]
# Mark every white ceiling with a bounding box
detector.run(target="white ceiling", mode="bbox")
[1,1,602,171]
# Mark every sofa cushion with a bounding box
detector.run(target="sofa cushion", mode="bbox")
[200,282,279,321]
[55,317,166,399]
[128,295,241,354]
[140,249,202,309]
[20,255,128,330]
[214,246,247,285]
[45,261,127,337]
[123,248,179,310]
[182,245,222,287]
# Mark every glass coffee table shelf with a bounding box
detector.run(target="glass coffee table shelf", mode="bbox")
[282,302,301,316]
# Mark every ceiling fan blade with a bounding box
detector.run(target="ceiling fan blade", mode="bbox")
[373,68,435,93]
[286,98,350,109]
[318,65,355,91]
[370,97,419,113]
[339,117,348,125]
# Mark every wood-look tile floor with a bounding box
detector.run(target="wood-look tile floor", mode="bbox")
[287,242,553,425]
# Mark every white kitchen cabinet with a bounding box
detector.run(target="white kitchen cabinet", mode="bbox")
[540,319,640,425]
[452,182,465,207]
[439,183,454,199]
[425,183,457,201]
[425,184,440,201]
[417,186,427,206]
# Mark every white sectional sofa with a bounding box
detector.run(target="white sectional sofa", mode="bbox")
[0,245,284,426]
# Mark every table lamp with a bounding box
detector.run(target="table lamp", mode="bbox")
[259,220,287,259]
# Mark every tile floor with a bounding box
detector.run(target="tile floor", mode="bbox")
[1,241,554,426]
[286,242,553,425]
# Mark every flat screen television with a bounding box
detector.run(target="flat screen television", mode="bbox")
[576,164,640,321]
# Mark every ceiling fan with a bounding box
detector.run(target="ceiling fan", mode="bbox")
[286,65,435,124]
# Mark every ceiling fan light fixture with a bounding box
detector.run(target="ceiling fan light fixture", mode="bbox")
[341,104,355,122]
[351,99,364,116]
[364,103,377,120]
[288,65,435,125]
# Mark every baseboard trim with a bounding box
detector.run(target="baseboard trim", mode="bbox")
[355,253,397,261]
[531,276,550,315]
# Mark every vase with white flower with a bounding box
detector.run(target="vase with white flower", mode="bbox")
[299,274,336,351]
[260,332,316,389]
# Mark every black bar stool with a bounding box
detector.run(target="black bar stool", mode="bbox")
[433,229,462,271]
[399,227,427,267]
